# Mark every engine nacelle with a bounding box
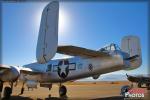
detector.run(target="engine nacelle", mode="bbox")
[0,66,20,82]
[26,80,38,89]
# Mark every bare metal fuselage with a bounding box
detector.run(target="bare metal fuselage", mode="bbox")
[21,51,129,83]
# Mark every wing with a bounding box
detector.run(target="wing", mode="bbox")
[20,67,44,75]
[0,64,10,70]
[20,62,45,75]
[57,45,110,58]
[0,64,43,75]
[0,64,10,73]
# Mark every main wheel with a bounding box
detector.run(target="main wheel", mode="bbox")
[3,87,12,99]
[59,85,67,97]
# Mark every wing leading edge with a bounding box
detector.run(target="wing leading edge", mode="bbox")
[0,64,43,75]
[20,67,44,75]
[57,45,110,58]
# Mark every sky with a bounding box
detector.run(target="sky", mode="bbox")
[1,1,149,81]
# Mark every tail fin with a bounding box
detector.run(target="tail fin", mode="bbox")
[121,35,142,69]
[36,1,59,64]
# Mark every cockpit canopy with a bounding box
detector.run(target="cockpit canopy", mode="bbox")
[99,43,121,52]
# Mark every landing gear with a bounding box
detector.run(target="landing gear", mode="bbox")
[130,83,133,88]
[20,82,25,95]
[146,83,150,90]
[120,85,131,97]
[138,83,141,88]
[3,87,12,99]
[3,82,13,99]
[59,85,67,97]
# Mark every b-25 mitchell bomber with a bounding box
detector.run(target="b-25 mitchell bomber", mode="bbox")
[0,1,142,99]
[126,74,150,90]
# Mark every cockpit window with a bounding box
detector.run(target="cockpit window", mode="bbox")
[99,43,120,51]
[110,44,116,51]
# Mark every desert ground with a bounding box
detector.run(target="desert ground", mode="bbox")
[1,81,150,100]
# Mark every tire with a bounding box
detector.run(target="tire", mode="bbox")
[3,87,12,99]
[59,85,67,97]
[120,85,131,97]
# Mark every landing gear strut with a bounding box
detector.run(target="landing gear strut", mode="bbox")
[146,83,150,90]
[59,85,67,97]
[138,83,141,88]
[20,82,25,95]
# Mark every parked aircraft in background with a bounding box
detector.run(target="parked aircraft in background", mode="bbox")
[0,1,142,99]
[126,74,150,90]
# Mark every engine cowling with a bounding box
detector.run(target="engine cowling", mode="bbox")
[0,66,20,82]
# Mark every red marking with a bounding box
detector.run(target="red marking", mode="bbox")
[129,88,146,94]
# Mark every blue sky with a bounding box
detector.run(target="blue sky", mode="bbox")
[2,1,148,80]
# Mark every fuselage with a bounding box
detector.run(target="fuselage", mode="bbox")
[21,50,130,83]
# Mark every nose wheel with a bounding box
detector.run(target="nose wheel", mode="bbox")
[59,85,67,97]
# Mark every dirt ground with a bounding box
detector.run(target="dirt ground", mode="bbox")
[1,81,150,100]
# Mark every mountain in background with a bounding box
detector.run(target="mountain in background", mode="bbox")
[99,74,127,81]
[78,73,150,82]
[78,74,127,82]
